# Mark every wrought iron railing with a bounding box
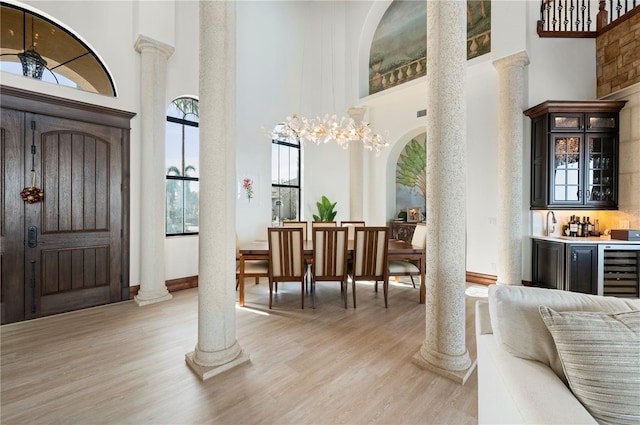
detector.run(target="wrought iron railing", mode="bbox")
[538,0,638,35]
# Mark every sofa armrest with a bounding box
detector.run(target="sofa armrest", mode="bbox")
[475,300,493,336]
[477,333,597,424]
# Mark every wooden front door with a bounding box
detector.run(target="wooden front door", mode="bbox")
[0,87,133,324]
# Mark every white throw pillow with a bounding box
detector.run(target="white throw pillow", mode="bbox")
[539,306,640,425]
[487,284,639,383]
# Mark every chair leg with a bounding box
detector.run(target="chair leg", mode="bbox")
[311,279,315,309]
[301,281,305,309]
[383,281,388,308]
[269,280,273,309]
[255,277,259,285]
[352,280,357,308]
[374,281,378,292]
[342,281,347,308]
[410,276,416,289]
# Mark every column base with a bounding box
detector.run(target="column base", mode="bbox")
[134,290,172,306]
[412,347,477,385]
[185,350,250,381]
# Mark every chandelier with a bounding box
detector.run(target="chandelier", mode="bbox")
[272,114,389,155]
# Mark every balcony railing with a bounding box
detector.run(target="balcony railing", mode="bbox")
[538,0,639,37]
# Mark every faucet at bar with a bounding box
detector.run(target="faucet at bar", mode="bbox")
[546,210,557,236]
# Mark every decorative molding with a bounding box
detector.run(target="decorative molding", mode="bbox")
[134,34,175,58]
[466,272,497,286]
[129,275,198,299]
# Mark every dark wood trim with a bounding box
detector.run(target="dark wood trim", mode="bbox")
[524,100,627,118]
[0,86,135,129]
[537,29,597,38]
[128,275,199,299]
[466,271,497,286]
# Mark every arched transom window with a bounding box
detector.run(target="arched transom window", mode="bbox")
[0,2,116,96]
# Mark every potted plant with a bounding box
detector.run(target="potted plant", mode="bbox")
[313,195,337,222]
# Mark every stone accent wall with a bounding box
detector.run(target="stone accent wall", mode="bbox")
[604,83,640,229]
[596,10,640,98]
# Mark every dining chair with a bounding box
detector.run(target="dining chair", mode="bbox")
[349,226,390,308]
[282,220,308,241]
[268,227,306,309]
[340,221,365,240]
[388,222,426,289]
[235,234,268,291]
[310,227,349,308]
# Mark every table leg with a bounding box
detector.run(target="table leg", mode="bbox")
[239,256,245,307]
[420,256,426,304]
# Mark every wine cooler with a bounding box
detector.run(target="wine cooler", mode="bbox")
[597,244,640,298]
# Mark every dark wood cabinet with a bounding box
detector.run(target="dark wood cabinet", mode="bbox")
[524,101,626,210]
[532,239,565,289]
[567,244,598,294]
[531,238,598,295]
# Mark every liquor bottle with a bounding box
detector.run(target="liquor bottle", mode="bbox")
[577,216,583,237]
[582,217,589,237]
[570,215,578,237]
[586,217,593,236]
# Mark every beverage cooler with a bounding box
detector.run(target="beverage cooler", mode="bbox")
[597,244,640,298]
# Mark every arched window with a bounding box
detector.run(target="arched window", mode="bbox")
[0,2,116,96]
[271,124,301,222]
[166,97,199,236]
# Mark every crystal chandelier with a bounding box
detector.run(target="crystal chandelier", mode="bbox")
[272,114,388,155]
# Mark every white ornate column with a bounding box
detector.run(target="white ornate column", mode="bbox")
[185,1,249,380]
[134,35,173,306]
[493,51,529,286]
[412,0,475,384]
[347,107,365,221]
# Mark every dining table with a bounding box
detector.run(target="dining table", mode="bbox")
[237,238,426,306]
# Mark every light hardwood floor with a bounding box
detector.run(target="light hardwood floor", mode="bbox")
[1,278,484,424]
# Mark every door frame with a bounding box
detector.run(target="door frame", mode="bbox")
[1,85,135,311]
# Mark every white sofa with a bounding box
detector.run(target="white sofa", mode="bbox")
[475,285,640,425]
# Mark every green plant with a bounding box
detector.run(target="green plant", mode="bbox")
[312,195,337,222]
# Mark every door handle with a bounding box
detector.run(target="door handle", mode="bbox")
[28,226,37,248]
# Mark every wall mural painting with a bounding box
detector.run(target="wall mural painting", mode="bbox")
[396,133,426,221]
[369,0,491,95]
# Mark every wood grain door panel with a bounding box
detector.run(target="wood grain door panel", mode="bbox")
[1,108,27,323]
[23,114,123,319]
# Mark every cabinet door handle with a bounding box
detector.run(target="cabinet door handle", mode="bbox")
[573,252,577,261]
[577,189,582,200]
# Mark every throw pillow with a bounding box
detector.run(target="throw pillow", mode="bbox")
[487,284,640,383]
[539,306,640,425]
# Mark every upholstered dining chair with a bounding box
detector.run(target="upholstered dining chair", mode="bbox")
[235,234,269,291]
[268,227,306,309]
[282,220,308,241]
[340,221,365,240]
[311,221,337,238]
[310,227,349,308]
[388,222,426,289]
[349,226,390,308]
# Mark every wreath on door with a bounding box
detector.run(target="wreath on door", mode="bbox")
[20,171,44,204]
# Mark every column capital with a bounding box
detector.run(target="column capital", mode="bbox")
[492,50,530,70]
[347,106,367,123]
[134,34,175,59]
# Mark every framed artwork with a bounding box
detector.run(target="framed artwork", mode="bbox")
[407,206,422,222]
[238,173,259,208]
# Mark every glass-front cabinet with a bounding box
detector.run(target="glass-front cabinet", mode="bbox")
[525,101,626,210]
